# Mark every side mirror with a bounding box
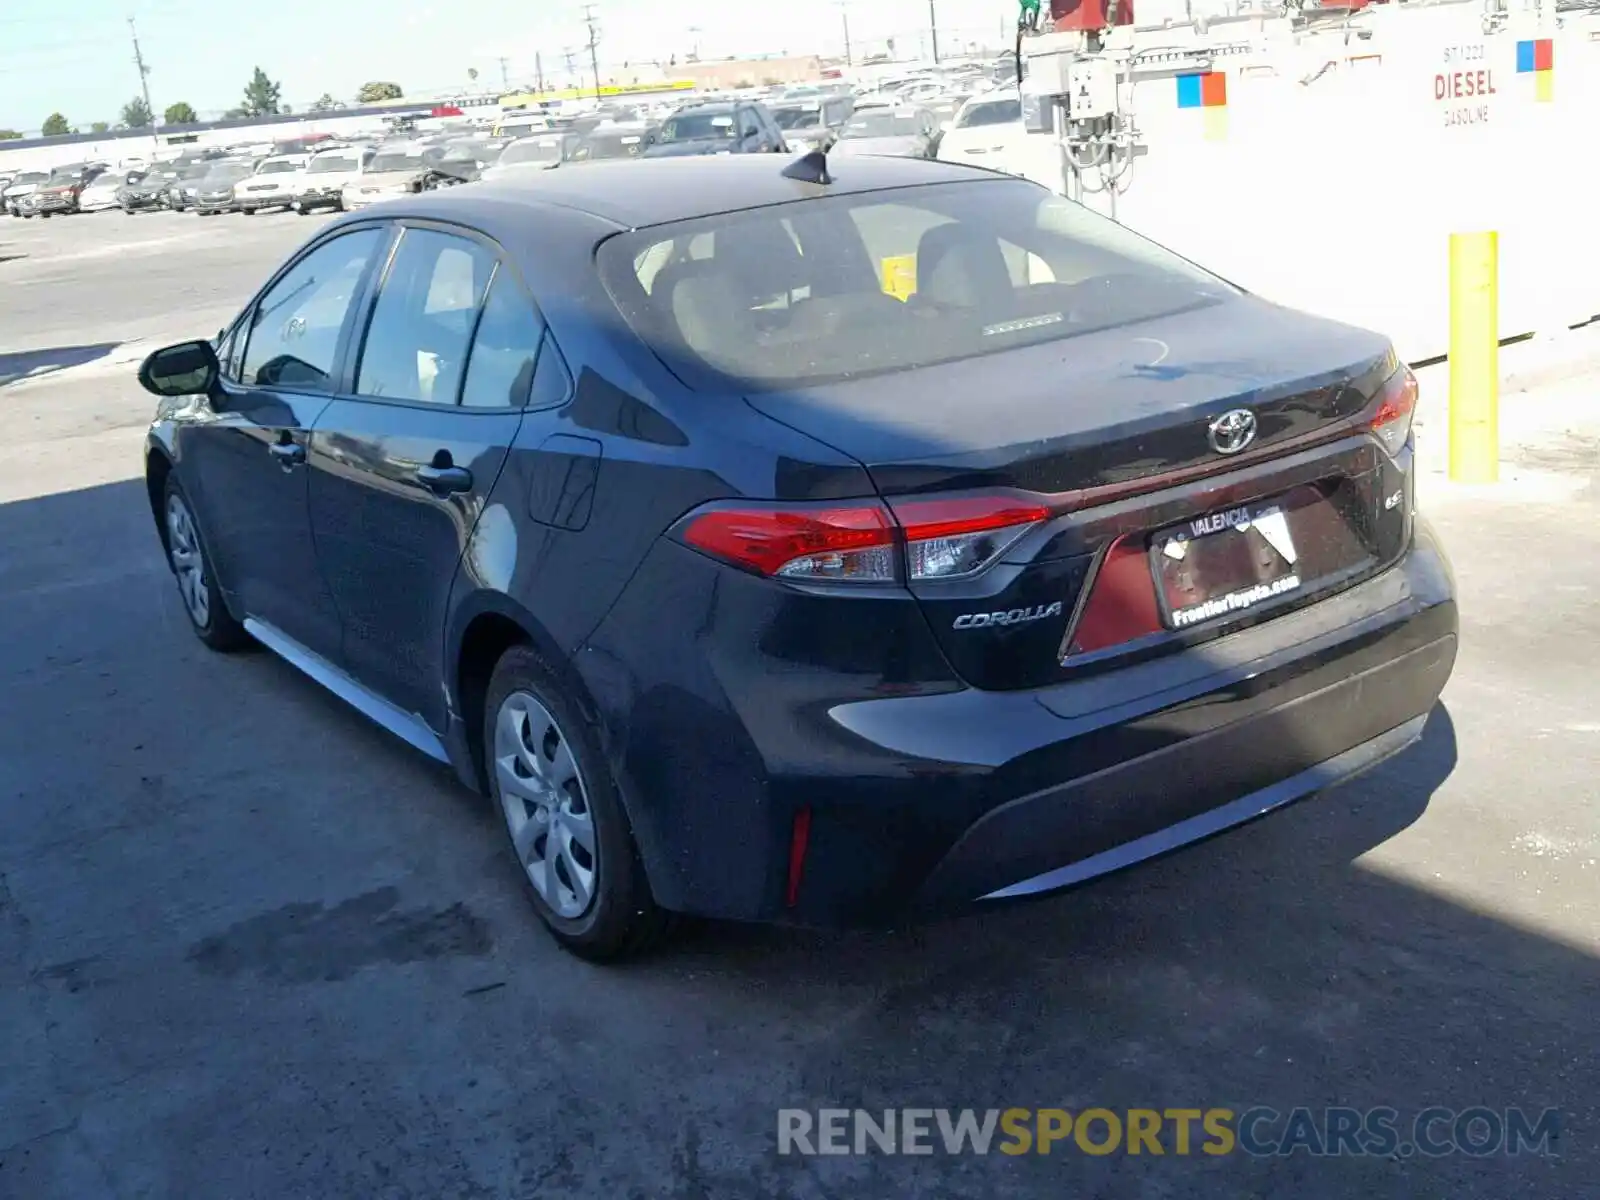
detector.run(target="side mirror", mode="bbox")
[138,339,219,398]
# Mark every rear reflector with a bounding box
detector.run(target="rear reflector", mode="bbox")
[785,805,812,907]
[1369,364,1419,458]
[1062,535,1165,656]
[680,492,1052,583]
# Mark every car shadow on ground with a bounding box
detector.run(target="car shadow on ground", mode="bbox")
[0,341,122,388]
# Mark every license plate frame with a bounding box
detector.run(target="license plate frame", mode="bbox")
[1148,491,1310,632]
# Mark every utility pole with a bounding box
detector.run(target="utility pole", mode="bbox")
[840,3,852,66]
[497,56,510,89]
[127,17,156,131]
[582,4,603,100]
[535,51,545,94]
[928,0,940,63]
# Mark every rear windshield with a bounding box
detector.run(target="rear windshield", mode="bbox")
[256,159,300,174]
[203,164,253,183]
[596,179,1236,391]
[842,111,921,137]
[500,137,563,165]
[658,111,737,142]
[770,104,822,130]
[572,132,645,160]
[368,153,425,172]
[309,155,358,173]
[956,98,1021,128]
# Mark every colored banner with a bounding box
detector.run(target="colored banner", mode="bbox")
[1515,38,1553,103]
[1175,72,1227,109]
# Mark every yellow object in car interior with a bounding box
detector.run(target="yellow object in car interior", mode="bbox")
[880,254,917,301]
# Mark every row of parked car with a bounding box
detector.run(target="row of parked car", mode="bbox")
[0,69,1030,224]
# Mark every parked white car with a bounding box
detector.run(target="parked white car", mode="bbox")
[234,153,311,215]
[477,133,567,182]
[293,145,373,214]
[76,171,128,213]
[341,146,433,210]
[936,93,1031,176]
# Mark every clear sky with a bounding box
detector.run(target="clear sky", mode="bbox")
[0,0,1011,134]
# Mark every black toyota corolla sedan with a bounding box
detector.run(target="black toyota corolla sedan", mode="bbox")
[139,154,1457,960]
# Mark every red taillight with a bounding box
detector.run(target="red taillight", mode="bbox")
[681,502,896,582]
[1369,365,1418,458]
[680,493,1052,584]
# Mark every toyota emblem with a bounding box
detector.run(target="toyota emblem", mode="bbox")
[1207,409,1258,455]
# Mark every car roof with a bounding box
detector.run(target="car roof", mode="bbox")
[672,101,738,115]
[399,153,995,230]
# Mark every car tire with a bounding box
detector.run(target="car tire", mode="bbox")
[240,207,255,216]
[483,644,669,962]
[161,476,251,653]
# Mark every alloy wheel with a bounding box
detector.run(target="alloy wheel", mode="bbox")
[165,493,211,629]
[494,690,598,919]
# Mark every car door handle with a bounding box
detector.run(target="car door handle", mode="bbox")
[414,463,473,494]
[268,441,305,466]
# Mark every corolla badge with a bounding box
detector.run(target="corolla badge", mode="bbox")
[1207,408,1258,456]
[952,601,1063,630]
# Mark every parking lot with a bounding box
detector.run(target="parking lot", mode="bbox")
[1,208,1596,1198]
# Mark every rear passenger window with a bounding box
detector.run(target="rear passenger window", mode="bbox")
[528,332,574,409]
[460,267,545,409]
[356,228,496,404]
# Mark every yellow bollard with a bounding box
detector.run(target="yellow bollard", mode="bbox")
[1447,231,1499,484]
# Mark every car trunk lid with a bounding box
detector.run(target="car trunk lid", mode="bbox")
[742,297,1402,689]
[743,297,1390,497]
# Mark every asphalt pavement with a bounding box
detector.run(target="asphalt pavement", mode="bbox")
[0,207,1596,1200]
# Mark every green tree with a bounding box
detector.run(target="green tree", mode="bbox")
[310,92,340,111]
[41,112,70,136]
[90,121,110,134]
[119,97,153,129]
[0,129,22,140]
[356,81,403,103]
[163,101,197,125]
[240,67,283,117]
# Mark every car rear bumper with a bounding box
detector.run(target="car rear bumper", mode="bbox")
[193,199,235,212]
[581,517,1457,926]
